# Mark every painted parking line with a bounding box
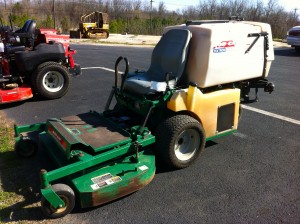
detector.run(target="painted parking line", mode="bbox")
[82,67,300,126]
[242,105,300,126]
[233,132,248,139]
[81,67,115,73]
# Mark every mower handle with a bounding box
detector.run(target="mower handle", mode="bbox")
[114,56,129,92]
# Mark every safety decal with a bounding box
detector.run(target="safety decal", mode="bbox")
[91,173,112,183]
[91,173,122,190]
[139,165,149,171]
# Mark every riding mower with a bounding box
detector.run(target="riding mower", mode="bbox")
[14,19,274,218]
[0,19,81,104]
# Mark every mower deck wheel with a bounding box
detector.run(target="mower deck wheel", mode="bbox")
[41,184,75,219]
[15,138,38,158]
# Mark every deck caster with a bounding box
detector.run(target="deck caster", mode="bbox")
[41,184,75,219]
[14,137,38,158]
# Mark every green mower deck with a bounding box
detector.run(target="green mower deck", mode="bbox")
[15,110,156,218]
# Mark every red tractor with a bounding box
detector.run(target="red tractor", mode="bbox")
[0,19,81,104]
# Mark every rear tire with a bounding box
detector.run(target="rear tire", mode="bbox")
[41,184,75,219]
[31,62,70,100]
[295,46,300,53]
[155,115,205,169]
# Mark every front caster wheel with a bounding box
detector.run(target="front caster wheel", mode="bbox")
[155,115,206,169]
[14,138,38,158]
[41,184,75,219]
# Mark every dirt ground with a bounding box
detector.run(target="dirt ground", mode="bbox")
[70,33,161,46]
[70,33,289,48]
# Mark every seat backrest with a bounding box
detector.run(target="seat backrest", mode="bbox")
[18,20,36,34]
[15,20,36,48]
[21,20,31,32]
[25,20,36,34]
[146,29,192,82]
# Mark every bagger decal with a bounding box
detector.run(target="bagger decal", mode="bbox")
[213,40,235,53]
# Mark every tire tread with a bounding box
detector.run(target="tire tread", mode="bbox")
[31,62,70,99]
[155,115,205,169]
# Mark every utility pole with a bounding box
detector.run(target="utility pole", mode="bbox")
[53,0,56,29]
[293,8,298,26]
[150,0,154,34]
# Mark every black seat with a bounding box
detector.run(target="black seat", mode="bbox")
[15,20,36,48]
[122,29,192,96]
[15,20,36,34]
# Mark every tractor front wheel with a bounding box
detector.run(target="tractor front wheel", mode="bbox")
[31,62,70,100]
[41,184,75,219]
[155,115,206,169]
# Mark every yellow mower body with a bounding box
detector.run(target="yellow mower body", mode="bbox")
[168,86,240,139]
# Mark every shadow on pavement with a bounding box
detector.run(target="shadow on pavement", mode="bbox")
[274,48,300,57]
[155,140,218,174]
[0,149,47,222]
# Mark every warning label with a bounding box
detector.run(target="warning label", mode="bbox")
[139,165,149,171]
[91,173,122,190]
[92,173,112,184]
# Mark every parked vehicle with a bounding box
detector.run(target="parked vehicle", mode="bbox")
[15,19,275,218]
[70,11,109,39]
[286,26,300,53]
[0,19,81,104]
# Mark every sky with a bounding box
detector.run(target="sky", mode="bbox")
[155,0,300,12]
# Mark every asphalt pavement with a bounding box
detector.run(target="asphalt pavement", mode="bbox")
[1,44,299,223]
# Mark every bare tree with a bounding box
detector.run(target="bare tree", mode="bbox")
[218,0,230,19]
[264,0,278,19]
[0,0,298,37]
[181,6,198,20]
[246,0,264,21]
[158,1,166,16]
[132,0,142,11]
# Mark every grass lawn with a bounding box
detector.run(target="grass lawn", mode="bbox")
[0,112,53,223]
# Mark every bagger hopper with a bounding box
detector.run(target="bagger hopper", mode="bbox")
[14,19,275,218]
